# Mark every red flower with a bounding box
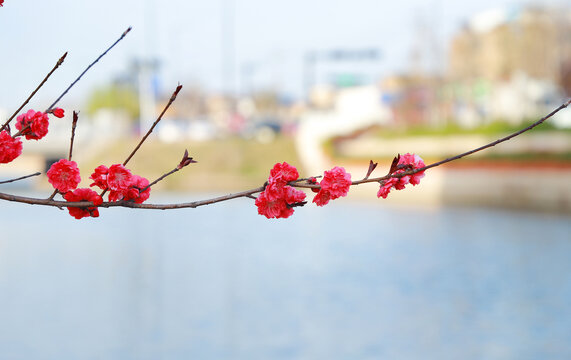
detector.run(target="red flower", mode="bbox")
[255,185,306,219]
[256,162,306,218]
[109,175,151,204]
[377,153,425,199]
[312,166,352,207]
[126,175,151,203]
[0,130,23,164]
[64,188,103,219]
[51,108,65,118]
[264,181,285,201]
[255,190,290,219]
[0,1,4,7]
[312,190,331,207]
[89,165,109,190]
[15,109,49,140]
[269,162,299,187]
[376,178,397,199]
[107,164,133,191]
[90,164,151,204]
[47,159,81,193]
[398,153,425,186]
[283,185,306,204]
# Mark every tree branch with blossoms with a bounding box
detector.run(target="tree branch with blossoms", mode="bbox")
[0,2,570,219]
[1,96,569,219]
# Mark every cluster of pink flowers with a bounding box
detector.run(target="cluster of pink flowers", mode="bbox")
[64,188,103,219]
[45,158,103,220]
[16,109,50,140]
[90,164,150,204]
[0,108,64,164]
[377,153,425,199]
[312,166,352,206]
[256,156,427,218]
[45,159,151,219]
[256,162,306,219]
[256,163,353,219]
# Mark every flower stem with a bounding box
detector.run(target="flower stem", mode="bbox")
[0,172,41,185]
[0,53,67,133]
[46,28,132,112]
[122,84,182,166]
[68,112,79,161]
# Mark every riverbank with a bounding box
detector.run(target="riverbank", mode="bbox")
[345,165,571,214]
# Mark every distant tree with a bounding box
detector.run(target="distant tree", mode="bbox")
[86,84,139,120]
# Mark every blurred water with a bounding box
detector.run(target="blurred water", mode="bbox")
[0,196,570,360]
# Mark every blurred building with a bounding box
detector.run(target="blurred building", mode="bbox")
[449,6,571,84]
[447,6,571,125]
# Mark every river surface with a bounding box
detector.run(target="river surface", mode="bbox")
[0,195,570,359]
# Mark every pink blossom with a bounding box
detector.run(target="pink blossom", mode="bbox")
[15,109,49,140]
[377,153,425,199]
[0,130,23,164]
[51,108,65,118]
[312,166,352,207]
[377,178,397,199]
[256,185,306,219]
[64,188,103,220]
[269,162,299,187]
[89,165,109,190]
[110,175,151,203]
[399,153,425,185]
[256,162,306,218]
[283,185,306,204]
[312,190,331,207]
[255,191,291,219]
[264,182,285,201]
[128,175,151,204]
[106,164,133,191]
[46,159,81,193]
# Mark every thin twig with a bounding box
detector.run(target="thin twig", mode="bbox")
[46,27,132,112]
[138,149,197,193]
[0,172,41,185]
[0,53,67,133]
[47,189,59,201]
[68,111,79,161]
[122,84,183,166]
[141,167,181,193]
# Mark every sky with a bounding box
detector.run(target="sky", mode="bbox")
[0,0,568,112]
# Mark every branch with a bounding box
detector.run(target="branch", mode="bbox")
[122,84,183,166]
[0,100,568,213]
[46,27,132,112]
[0,53,67,133]
[0,172,41,185]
